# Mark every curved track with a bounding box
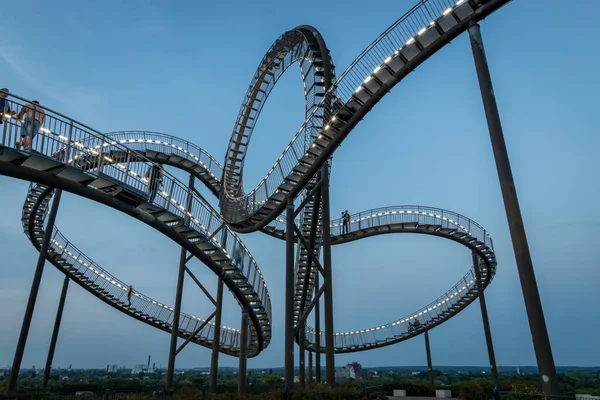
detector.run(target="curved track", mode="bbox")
[0,0,511,357]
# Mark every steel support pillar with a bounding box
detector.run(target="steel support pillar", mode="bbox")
[209,277,224,393]
[425,330,434,391]
[308,348,313,384]
[42,275,69,390]
[284,197,295,389]
[472,252,500,390]
[321,164,335,386]
[468,23,558,397]
[238,308,248,394]
[315,272,321,383]
[166,174,195,392]
[299,328,306,388]
[8,189,63,394]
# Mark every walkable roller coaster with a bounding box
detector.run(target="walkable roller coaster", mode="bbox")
[2,0,561,396]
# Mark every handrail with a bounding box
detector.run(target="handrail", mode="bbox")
[3,93,272,353]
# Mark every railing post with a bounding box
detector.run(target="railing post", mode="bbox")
[7,190,63,394]
[209,277,224,393]
[42,275,70,390]
[284,196,295,389]
[468,22,558,397]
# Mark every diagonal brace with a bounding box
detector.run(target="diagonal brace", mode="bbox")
[293,224,325,277]
[294,283,325,336]
[292,176,324,218]
[176,310,216,355]
[184,266,216,305]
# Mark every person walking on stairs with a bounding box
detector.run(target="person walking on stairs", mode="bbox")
[127,285,134,307]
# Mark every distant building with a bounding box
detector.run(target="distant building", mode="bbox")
[131,364,146,374]
[335,362,363,380]
[516,368,521,375]
[108,365,118,373]
[348,363,362,379]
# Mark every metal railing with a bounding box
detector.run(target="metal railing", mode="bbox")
[331,205,494,250]
[2,92,271,353]
[303,204,496,351]
[220,0,477,226]
[23,183,246,353]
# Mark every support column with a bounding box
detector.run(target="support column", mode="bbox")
[308,348,313,383]
[209,277,224,393]
[8,189,63,394]
[43,275,70,390]
[425,330,434,391]
[238,308,248,394]
[315,272,321,383]
[472,252,500,389]
[321,163,335,386]
[468,23,558,397]
[166,175,195,392]
[284,197,295,389]
[299,327,305,388]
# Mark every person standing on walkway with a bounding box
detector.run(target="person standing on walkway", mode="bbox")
[127,285,134,307]
[15,100,45,150]
[0,88,16,124]
[145,162,164,202]
[342,210,351,234]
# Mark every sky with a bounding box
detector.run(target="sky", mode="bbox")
[0,0,599,371]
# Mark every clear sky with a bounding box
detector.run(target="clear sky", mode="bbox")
[1,0,599,371]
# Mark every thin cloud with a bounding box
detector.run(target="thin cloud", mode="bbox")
[0,44,102,112]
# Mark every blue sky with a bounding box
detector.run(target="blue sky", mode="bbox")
[1,0,599,371]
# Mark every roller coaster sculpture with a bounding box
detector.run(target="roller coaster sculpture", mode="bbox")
[4,0,555,395]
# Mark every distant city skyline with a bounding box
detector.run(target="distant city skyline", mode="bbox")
[0,0,599,371]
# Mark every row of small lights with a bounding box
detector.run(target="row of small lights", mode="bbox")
[67,137,272,321]
[4,119,263,335]
[353,0,468,102]
[331,209,493,241]
[8,104,268,336]
[49,237,241,333]
[238,1,469,214]
[306,276,477,337]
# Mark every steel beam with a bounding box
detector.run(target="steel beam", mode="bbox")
[176,311,216,355]
[209,277,224,393]
[315,271,321,383]
[184,266,217,305]
[42,275,69,390]
[295,284,325,334]
[472,252,500,389]
[468,22,558,397]
[238,308,248,394]
[166,174,195,392]
[308,348,313,383]
[321,163,335,385]
[8,189,63,394]
[299,327,306,388]
[425,330,434,391]
[293,224,325,276]
[284,197,295,389]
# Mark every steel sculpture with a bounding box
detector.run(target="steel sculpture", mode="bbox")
[1,0,558,397]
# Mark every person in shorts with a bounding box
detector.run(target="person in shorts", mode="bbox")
[15,100,45,150]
